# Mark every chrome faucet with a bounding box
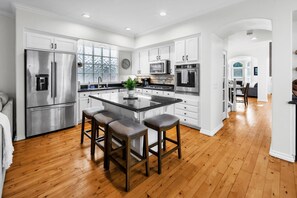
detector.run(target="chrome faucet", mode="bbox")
[98,76,102,88]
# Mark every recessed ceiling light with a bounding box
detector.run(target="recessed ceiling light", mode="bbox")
[251,37,257,40]
[160,11,167,16]
[82,13,90,18]
[125,27,131,31]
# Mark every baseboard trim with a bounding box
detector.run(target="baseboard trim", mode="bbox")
[200,122,224,137]
[269,149,295,162]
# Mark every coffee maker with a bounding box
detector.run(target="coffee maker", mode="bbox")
[141,78,150,87]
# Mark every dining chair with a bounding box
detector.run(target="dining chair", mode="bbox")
[236,83,250,106]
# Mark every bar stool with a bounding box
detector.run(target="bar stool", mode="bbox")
[91,111,122,168]
[107,119,149,192]
[81,108,104,144]
[143,114,181,174]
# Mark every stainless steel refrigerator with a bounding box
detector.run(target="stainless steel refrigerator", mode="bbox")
[25,50,77,137]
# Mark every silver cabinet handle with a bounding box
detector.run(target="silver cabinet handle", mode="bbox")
[184,113,187,115]
[51,43,54,49]
[186,55,188,60]
[184,107,187,109]
[54,62,57,97]
[182,56,185,61]
[54,43,57,49]
[184,119,187,121]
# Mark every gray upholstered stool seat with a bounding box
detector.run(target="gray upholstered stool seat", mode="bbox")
[107,119,149,192]
[143,114,181,174]
[83,108,104,119]
[91,111,122,169]
[81,108,105,145]
[143,114,179,131]
[109,119,147,139]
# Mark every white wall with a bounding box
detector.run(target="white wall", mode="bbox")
[293,21,297,81]
[135,0,297,162]
[118,51,133,81]
[0,14,15,99]
[15,8,135,140]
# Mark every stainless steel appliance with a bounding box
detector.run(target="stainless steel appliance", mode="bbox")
[149,60,170,74]
[25,50,77,137]
[175,64,200,94]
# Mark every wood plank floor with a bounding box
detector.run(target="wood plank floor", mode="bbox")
[3,97,297,197]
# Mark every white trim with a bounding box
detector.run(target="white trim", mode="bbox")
[269,149,295,163]
[200,122,224,136]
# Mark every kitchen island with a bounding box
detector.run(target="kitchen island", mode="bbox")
[89,92,182,154]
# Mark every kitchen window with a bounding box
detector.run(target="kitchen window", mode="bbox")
[77,40,119,83]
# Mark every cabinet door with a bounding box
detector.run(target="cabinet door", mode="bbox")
[159,46,170,60]
[186,37,199,63]
[78,98,90,121]
[25,32,54,51]
[139,50,150,75]
[149,48,159,62]
[132,51,140,75]
[175,40,186,63]
[54,37,77,53]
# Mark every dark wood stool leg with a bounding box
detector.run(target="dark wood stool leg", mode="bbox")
[81,113,85,144]
[163,131,166,151]
[90,118,96,156]
[177,123,182,159]
[106,127,113,171]
[144,133,150,177]
[157,130,162,174]
[103,125,109,170]
[126,138,131,192]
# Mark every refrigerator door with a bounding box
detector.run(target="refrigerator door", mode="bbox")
[54,53,76,104]
[26,50,55,108]
[26,103,75,137]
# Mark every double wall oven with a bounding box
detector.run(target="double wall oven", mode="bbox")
[175,64,200,94]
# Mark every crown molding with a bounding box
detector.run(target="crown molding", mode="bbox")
[12,3,135,39]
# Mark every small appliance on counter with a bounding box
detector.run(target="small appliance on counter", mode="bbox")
[175,64,200,94]
[150,60,170,75]
[141,78,150,87]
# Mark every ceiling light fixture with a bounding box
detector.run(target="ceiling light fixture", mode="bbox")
[251,37,257,40]
[160,11,167,16]
[82,13,90,18]
[125,27,131,31]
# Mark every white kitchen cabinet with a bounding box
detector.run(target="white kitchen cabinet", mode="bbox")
[54,37,77,53]
[175,40,186,63]
[143,89,153,95]
[175,36,199,64]
[148,48,159,62]
[25,32,77,53]
[175,93,200,128]
[132,51,140,75]
[135,88,143,94]
[139,50,150,75]
[152,90,164,96]
[78,91,91,121]
[149,46,170,62]
[185,37,199,62]
[25,32,54,51]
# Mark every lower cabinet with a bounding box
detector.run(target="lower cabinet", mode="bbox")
[174,93,200,128]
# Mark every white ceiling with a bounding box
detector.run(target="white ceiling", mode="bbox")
[0,0,248,37]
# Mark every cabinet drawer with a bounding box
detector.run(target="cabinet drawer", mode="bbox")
[143,89,153,95]
[175,103,198,113]
[177,115,199,126]
[79,92,91,98]
[180,98,198,107]
[152,90,164,96]
[175,109,198,119]
[163,91,175,97]
[135,88,143,93]
[106,89,118,93]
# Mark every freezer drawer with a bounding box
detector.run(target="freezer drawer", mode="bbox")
[26,103,75,137]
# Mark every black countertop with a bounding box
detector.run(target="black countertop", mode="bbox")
[78,86,123,92]
[78,84,175,92]
[89,92,182,112]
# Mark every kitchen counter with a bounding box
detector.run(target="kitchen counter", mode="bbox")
[78,86,123,92]
[89,92,182,112]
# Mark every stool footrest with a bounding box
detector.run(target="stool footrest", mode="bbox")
[164,137,178,145]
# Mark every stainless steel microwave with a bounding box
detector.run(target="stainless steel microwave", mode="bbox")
[150,60,170,75]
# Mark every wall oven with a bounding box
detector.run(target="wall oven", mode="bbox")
[175,64,200,94]
[150,60,170,74]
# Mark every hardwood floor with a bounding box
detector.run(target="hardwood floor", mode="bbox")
[3,98,297,197]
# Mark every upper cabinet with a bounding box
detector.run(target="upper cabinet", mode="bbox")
[25,32,77,53]
[148,46,170,62]
[139,50,150,75]
[175,36,199,64]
